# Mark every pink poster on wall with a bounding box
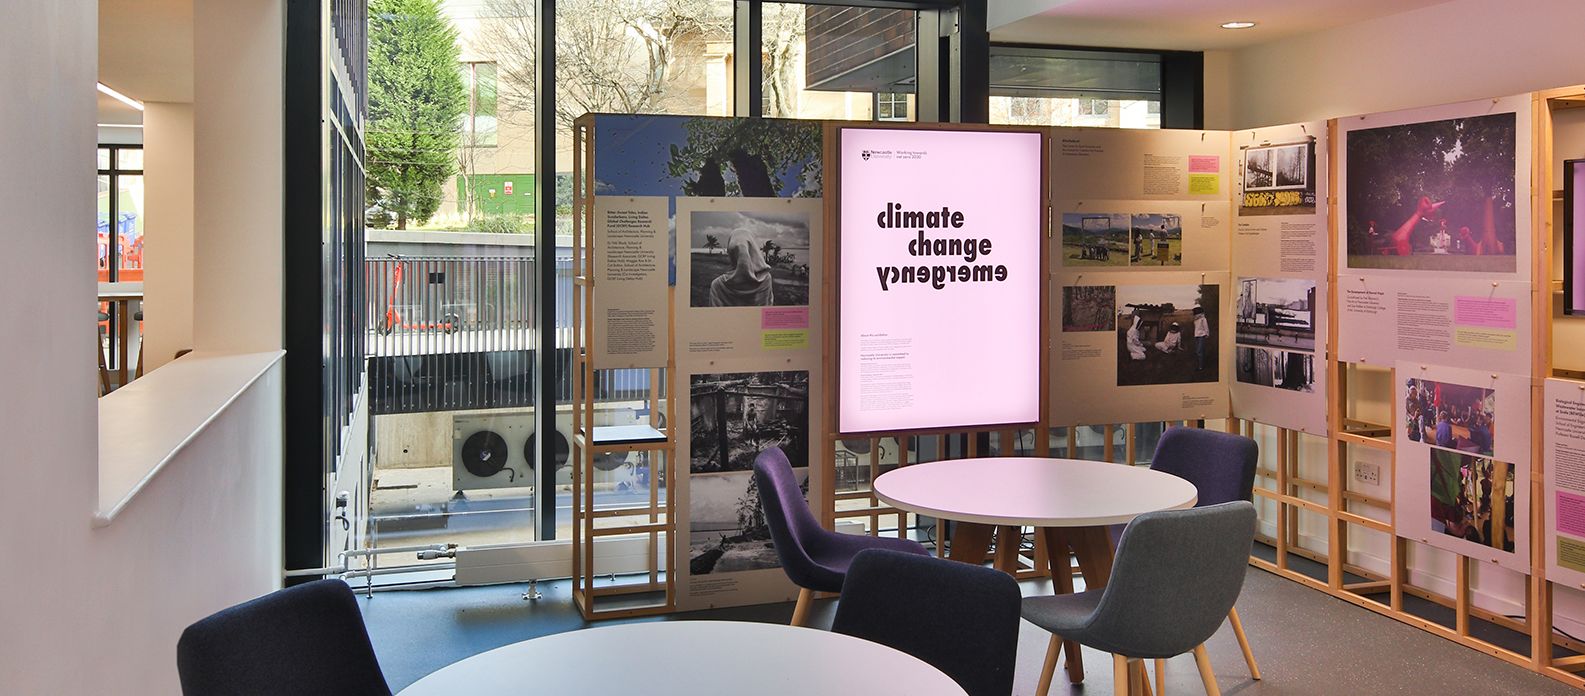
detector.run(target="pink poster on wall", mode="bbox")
[837,127,1044,434]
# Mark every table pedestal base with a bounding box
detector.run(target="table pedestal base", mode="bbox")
[947,522,1116,685]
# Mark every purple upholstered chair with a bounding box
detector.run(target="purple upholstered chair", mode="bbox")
[1093,426,1261,691]
[753,446,928,626]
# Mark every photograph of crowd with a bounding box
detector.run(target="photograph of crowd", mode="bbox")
[1345,112,1518,272]
[1403,377,1495,456]
[1062,285,1116,332]
[1240,140,1317,216]
[690,371,809,474]
[689,210,811,308]
[1429,449,1516,553]
[1115,284,1219,386]
[1130,213,1183,266]
[1060,212,1129,267]
[1235,347,1314,393]
[1236,277,1316,351]
[688,469,806,576]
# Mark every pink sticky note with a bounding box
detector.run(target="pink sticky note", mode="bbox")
[762,307,810,330]
[1454,296,1516,329]
[1188,155,1220,174]
[1559,491,1585,537]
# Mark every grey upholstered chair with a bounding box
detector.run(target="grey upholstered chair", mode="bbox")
[833,549,1022,696]
[1022,502,1257,696]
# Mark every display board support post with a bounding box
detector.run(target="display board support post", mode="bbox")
[569,116,678,620]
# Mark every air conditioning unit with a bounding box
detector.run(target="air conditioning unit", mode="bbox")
[452,413,534,492]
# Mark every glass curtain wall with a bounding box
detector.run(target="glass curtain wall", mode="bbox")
[353,1,934,580]
[343,1,1198,581]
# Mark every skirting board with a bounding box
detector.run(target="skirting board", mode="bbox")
[1285,530,1585,638]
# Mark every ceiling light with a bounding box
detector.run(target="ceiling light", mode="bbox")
[97,82,144,111]
[1220,21,1257,29]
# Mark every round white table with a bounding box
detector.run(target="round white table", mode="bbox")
[873,456,1198,528]
[873,456,1197,687]
[396,620,969,696]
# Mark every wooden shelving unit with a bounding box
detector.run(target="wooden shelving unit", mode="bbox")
[569,116,677,620]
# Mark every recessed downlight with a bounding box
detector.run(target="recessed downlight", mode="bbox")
[1220,21,1257,29]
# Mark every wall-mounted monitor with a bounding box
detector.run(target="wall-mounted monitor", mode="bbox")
[836,126,1046,434]
[1567,158,1585,315]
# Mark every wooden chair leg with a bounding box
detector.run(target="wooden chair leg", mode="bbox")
[789,587,813,627]
[1114,654,1131,696]
[1227,606,1260,680]
[1192,645,1220,696]
[1155,658,1166,695]
[1035,634,1061,696]
[1136,660,1154,696]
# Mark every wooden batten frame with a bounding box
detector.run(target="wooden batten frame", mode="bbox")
[569,115,677,620]
[1236,96,1585,690]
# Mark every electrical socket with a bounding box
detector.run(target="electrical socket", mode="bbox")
[1354,460,1380,486]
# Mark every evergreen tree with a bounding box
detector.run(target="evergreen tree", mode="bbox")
[367,0,466,229]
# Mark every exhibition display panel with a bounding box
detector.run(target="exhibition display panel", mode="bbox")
[568,89,1585,689]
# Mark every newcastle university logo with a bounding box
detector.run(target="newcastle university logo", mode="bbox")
[861,150,872,160]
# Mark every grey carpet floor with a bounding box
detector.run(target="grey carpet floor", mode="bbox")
[359,566,1574,694]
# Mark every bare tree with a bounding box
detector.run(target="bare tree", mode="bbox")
[761,4,805,118]
[478,0,732,128]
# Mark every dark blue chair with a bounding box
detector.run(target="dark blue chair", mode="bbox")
[833,549,1021,696]
[753,446,928,625]
[1095,426,1261,690]
[1024,503,1257,696]
[176,579,391,696]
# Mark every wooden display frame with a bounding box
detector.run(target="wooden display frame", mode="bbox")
[565,97,1585,689]
[1236,92,1585,691]
[569,116,678,620]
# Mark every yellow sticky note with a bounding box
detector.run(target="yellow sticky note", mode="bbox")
[762,330,808,350]
[1188,173,1219,195]
[1454,327,1516,350]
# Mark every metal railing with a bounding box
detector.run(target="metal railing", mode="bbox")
[365,254,651,415]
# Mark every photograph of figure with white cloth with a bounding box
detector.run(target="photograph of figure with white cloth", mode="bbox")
[1115,284,1219,386]
[689,209,812,308]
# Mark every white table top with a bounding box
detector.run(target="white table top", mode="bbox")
[873,457,1198,527]
[397,621,968,696]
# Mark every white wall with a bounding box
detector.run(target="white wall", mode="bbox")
[0,2,287,693]
[1202,49,1233,130]
[192,0,283,353]
[1229,0,1585,129]
[143,102,195,372]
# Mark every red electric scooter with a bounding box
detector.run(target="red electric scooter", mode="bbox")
[379,255,461,335]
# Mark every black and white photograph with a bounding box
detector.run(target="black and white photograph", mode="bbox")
[1060,212,1129,267]
[1240,140,1317,216]
[1236,346,1315,392]
[1345,111,1518,272]
[689,209,811,307]
[1129,213,1182,266]
[688,469,806,576]
[689,370,809,474]
[1062,285,1116,332]
[1236,277,1317,351]
[1116,284,1219,386]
